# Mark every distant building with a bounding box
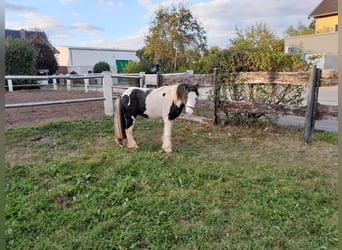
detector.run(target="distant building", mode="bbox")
[284,0,338,69]
[309,0,338,34]
[55,45,138,74]
[5,28,59,54]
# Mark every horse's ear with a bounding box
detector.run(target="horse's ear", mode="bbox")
[176,83,189,103]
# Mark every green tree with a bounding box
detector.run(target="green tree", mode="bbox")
[93,61,111,73]
[123,47,154,73]
[284,20,315,37]
[227,22,306,72]
[144,4,207,73]
[5,36,38,75]
[32,40,58,75]
[188,46,222,74]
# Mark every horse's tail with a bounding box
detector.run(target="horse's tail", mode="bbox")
[114,96,127,146]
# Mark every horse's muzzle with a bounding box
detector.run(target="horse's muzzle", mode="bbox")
[185,105,195,116]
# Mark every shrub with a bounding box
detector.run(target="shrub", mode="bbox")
[93,61,111,73]
[5,37,39,89]
[32,41,58,75]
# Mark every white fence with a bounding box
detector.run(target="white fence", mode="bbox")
[5,73,104,92]
[5,72,143,116]
[5,71,195,116]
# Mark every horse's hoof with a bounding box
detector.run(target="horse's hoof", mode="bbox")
[128,144,139,150]
[115,138,127,147]
[163,148,172,153]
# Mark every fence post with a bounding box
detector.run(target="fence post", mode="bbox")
[304,65,320,143]
[139,72,145,88]
[66,79,71,91]
[84,78,89,93]
[53,78,57,90]
[8,79,13,92]
[103,71,114,116]
[213,68,219,125]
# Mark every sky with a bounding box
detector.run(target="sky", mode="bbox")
[5,0,322,50]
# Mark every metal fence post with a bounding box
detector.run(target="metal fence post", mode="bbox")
[66,79,71,91]
[103,71,113,116]
[53,78,57,90]
[8,79,13,92]
[139,72,145,88]
[84,78,89,93]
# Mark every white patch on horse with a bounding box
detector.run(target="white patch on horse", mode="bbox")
[144,86,173,119]
[185,91,197,116]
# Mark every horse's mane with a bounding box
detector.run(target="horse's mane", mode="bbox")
[171,83,198,106]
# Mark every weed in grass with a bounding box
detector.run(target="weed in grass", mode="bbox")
[312,130,338,145]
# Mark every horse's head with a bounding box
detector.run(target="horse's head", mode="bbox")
[176,83,199,117]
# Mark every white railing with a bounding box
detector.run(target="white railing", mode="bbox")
[5,72,115,115]
[5,71,192,116]
[5,73,104,92]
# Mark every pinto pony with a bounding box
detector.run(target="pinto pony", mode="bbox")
[114,83,199,153]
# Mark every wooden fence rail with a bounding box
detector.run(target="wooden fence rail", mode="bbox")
[211,66,337,143]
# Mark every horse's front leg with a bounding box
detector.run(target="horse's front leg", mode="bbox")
[162,118,173,153]
[126,116,138,149]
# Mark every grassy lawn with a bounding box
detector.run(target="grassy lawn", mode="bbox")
[5,116,338,249]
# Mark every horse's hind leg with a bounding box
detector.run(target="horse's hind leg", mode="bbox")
[126,117,139,149]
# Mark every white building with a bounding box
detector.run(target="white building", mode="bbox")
[55,45,138,74]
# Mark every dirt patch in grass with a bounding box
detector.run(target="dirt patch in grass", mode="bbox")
[5,89,105,129]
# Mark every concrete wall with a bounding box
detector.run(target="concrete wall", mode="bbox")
[284,32,338,69]
[55,46,138,74]
[285,32,338,54]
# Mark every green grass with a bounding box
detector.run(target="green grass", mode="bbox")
[5,117,338,249]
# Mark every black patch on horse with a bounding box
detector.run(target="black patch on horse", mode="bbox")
[186,84,199,96]
[168,103,185,120]
[121,89,151,128]
[167,84,199,120]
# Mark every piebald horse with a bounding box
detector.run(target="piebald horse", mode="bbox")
[114,83,199,153]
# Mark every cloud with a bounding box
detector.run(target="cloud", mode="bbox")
[111,33,145,50]
[78,27,147,50]
[6,10,61,31]
[60,0,75,4]
[96,0,122,10]
[70,23,104,35]
[5,3,38,13]
[136,0,321,48]
[190,0,321,47]
[5,2,74,42]
[5,0,322,50]
[137,0,190,18]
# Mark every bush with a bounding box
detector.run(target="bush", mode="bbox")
[5,37,38,75]
[93,61,111,73]
[5,37,39,89]
[32,41,58,75]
